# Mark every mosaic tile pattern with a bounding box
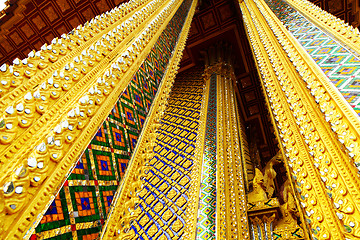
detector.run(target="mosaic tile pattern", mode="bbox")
[196,73,217,240]
[31,1,190,239]
[265,0,360,116]
[131,66,204,239]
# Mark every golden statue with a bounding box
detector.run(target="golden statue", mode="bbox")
[274,179,304,239]
[279,180,298,223]
[0,0,359,238]
[248,168,268,202]
[263,151,282,198]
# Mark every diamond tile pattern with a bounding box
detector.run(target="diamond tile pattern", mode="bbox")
[130,66,204,239]
[196,73,217,240]
[266,0,360,116]
[31,1,189,238]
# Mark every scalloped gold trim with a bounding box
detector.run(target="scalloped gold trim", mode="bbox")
[284,0,360,58]
[184,68,210,240]
[240,0,360,238]
[101,0,198,238]
[0,0,190,239]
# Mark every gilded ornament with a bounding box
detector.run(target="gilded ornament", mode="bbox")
[263,150,282,198]
[248,168,268,203]
[0,0,196,238]
[101,1,198,239]
[241,0,360,238]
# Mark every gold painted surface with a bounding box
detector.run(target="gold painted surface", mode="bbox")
[273,180,306,239]
[130,69,205,240]
[255,0,360,237]
[185,68,209,240]
[247,168,270,203]
[242,3,311,237]
[101,0,198,238]
[263,151,282,198]
[0,0,191,239]
[207,63,249,240]
[0,0,149,102]
[241,0,360,238]
[284,0,360,58]
[260,0,360,171]
[249,214,276,240]
[216,68,226,239]
[0,0,152,150]
[243,0,337,235]
[248,198,280,212]
[246,151,305,239]
[234,93,252,192]
[103,70,205,239]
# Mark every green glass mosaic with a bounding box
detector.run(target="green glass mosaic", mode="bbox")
[196,73,217,240]
[30,0,190,238]
[266,0,360,116]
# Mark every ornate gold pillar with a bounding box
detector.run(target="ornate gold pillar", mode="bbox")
[240,0,360,239]
[215,63,250,240]
[0,0,197,239]
[200,44,250,240]
[102,41,251,239]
